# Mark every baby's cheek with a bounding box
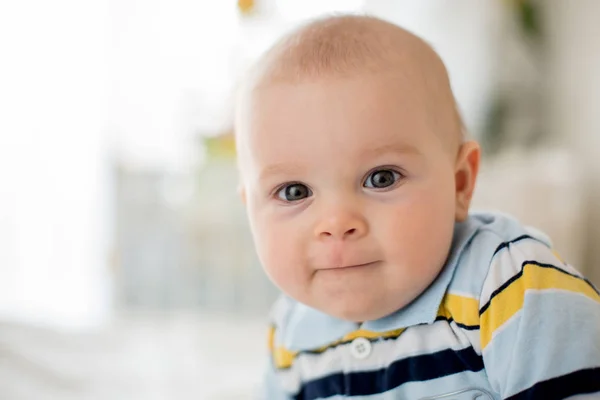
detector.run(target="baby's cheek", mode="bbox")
[259,226,308,294]
[382,195,453,267]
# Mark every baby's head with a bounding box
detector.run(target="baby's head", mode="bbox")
[235,15,480,322]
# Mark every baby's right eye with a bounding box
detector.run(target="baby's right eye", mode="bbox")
[276,183,312,202]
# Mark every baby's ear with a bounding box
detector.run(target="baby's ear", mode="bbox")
[454,141,480,222]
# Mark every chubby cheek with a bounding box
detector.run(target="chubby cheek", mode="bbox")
[382,183,456,279]
[251,210,309,297]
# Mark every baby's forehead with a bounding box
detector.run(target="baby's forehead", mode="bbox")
[236,15,463,156]
[246,77,440,153]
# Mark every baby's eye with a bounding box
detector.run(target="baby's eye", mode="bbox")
[277,183,312,202]
[364,169,401,189]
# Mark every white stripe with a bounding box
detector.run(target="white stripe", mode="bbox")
[479,238,578,308]
[277,365,302,394]
[459,325,482,355]
[447,289,479,301]
[286,321,474,384]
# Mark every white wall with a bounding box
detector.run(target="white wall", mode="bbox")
[546,0,600,284]
[364,0,502,137]
[0,1,112,328]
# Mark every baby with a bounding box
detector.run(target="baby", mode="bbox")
[234,15,600,400]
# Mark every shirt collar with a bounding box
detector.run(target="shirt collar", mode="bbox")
[282,215,485,352]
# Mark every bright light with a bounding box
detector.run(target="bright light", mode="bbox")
[276,0,365,21]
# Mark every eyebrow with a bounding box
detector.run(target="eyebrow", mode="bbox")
[258,163,305,183]
[359,142,422,159]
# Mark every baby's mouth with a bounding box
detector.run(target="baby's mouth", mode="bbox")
[321,260,381,271]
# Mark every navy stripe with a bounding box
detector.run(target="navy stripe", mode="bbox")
[506,367,600,400]
[492,235,544,256]
[479,268,522,315]
[434,315,480,331]
[293,347,484,400]
[479,260,598,315]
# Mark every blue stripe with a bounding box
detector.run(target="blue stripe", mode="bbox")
[293,347,484,400]
[506,367,600,400]
[482,291,600,397]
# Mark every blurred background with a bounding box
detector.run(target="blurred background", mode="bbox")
[1,0,599,398]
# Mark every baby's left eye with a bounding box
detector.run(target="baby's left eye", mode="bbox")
[364,169,401,189]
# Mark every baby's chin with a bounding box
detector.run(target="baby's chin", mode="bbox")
[308,290,411,323]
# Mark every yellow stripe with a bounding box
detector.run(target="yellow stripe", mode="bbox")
[267,326,275,352]
[341,328,405,341]
[480,263,600,350]
[268,326,299,369]
[270,327,406,369]
[273,346,298,369]
[439,293,480,327]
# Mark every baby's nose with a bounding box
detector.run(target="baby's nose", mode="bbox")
[314,212,368,241]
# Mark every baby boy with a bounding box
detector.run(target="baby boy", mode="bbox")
[234,15,600,400]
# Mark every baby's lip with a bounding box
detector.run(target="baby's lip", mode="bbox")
[320,260,381,270]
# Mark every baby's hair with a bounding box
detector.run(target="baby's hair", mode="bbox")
[264,14,402,81]
[237,14,466,152]
[250,14,429,84]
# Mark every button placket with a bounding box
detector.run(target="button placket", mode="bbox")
[350,337,372,360]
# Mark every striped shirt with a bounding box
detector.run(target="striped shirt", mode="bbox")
[261,212,600,399]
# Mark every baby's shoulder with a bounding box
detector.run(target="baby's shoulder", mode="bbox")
[448,212,557,301]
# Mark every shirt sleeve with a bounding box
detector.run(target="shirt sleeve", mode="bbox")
[259,357,292,400]
[259,298,297,400]
[478,237,600,399]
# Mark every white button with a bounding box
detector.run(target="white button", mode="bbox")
[350,337,372,360]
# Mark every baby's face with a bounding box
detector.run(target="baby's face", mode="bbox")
[239,74,460,322]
